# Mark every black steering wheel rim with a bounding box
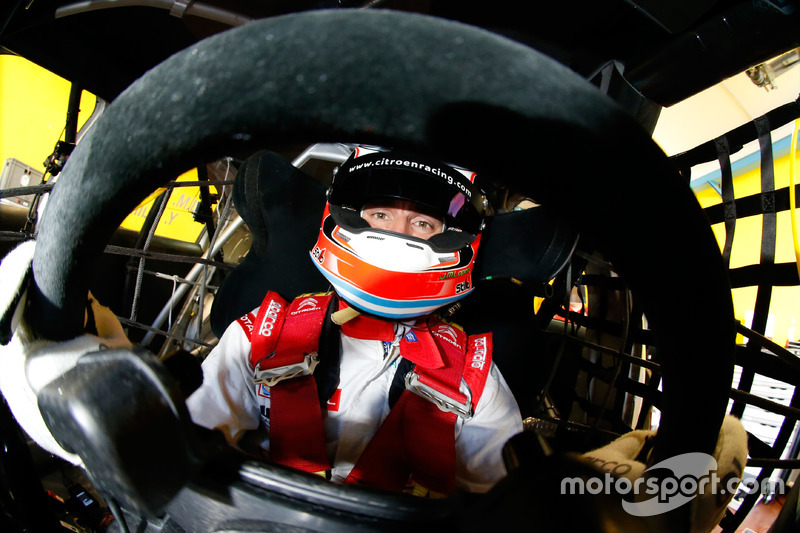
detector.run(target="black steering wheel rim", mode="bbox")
[26,9,735,529]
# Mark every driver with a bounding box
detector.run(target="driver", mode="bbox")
[186,146,522,495]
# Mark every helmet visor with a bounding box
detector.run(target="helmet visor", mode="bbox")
[328,151,486,234]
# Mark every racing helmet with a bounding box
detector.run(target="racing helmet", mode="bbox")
[310,146,488,320]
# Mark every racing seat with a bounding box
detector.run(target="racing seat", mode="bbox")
[209,149,329,338]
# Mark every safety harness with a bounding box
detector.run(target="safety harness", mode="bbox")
[236,291,493,494]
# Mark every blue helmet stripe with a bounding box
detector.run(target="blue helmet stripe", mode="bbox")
[311,257,464,319]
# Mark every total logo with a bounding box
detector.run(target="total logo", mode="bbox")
[238,313,255,335]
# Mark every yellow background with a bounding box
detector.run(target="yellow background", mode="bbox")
[4,54,800,345]
[1,54,212,243]
[695,139,800,347]
[0,55,95,173]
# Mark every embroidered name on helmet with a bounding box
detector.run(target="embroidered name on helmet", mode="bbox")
[439,268,470,280]
[471,336,488,370]
[259,299,283,337]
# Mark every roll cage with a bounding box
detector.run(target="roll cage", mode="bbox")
[1,3,800,532]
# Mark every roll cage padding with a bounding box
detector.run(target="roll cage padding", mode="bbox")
[26,9,734,529]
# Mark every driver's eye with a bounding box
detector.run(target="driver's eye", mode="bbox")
[364,210,389,223]
[412,218,435,230]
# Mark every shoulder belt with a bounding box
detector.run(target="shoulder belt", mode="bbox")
[345,323,493,494]
[243,290,335,473]
[238,295,493,492]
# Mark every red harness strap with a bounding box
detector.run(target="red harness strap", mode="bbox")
[240,295,494,492]
[248,292,334,473]
[345,323,494,494]
[463,334,493,411]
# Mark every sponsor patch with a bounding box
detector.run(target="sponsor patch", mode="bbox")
[258,299,283,337]
[432,324,463,349]
[236,312,256,339]
[470,336,488,370]
[293,296,321,315]
[326,389,342,412]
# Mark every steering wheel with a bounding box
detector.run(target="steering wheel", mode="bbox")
[23,9,735,532]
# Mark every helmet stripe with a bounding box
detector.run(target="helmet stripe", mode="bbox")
[312,258,464,318]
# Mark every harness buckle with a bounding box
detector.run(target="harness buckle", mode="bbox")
[254,352,319,387]
[404,371,473,419]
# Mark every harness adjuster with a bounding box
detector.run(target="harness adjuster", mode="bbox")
[404,371,473,419]
[254,352,319,387]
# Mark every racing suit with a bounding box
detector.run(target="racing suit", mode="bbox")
[186,306,523,493]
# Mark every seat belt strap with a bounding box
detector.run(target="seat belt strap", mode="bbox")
[269,374,328,472]
[249,292,287,365]
[346,325,493,494]
[249,292,334,473]
[347,389,459,493]
[463,333,493,408]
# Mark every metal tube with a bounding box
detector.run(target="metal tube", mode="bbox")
[140,143,352,346]
[140,214,243,346]
[55,0,253,27]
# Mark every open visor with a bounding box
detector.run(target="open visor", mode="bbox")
[328,150,486,234]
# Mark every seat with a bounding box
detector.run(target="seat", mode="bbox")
[209,150,329,338]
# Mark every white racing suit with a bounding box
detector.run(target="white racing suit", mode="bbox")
[186,304,523,493]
